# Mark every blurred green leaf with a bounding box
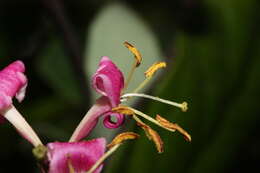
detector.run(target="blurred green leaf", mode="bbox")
[106,0,260,173]
[85,2,163,102]
[36,39,82,104]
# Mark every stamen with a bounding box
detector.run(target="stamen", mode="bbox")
[123,41,143,91]
[124,41,142,67]
[156,115,191,142]
[145,62,166,78]
[131,62,166,93]
[132,77,151,93]
[107,132,140,149]
[133,115,164,153]
[87,132,139,173]
[124,62,137,92]
[112,106,176,133]
[112,106,135,115]
[121,93,188,112]
[131,108,176,132]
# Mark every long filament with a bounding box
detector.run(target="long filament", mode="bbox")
[121,93,188,112]
[128,107,176,132]
[123,61,137,92]
[132,77,151,93]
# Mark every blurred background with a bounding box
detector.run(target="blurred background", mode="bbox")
[0,0,260,172]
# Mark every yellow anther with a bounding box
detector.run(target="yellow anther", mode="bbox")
[134,115,164,153]
[124,41,142,67]
[145,62,166,78]
[112,105,135,115]
[156,115,191,142]
[107,132,140,149]
[87,132,139,173]
[181,102,188,112]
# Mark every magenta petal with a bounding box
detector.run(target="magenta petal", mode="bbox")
[103,112,125,129]
[0,60,27,111]
[70,97,112,142]
[47,138,106,173]
[92,56,124,107]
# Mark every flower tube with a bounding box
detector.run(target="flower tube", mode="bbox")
[70,42,190,153]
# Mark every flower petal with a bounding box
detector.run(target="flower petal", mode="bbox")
[103,112,125,129]
[70,97,111,142]
[0,60,27,110]
[92,56,124,107]
[47,138,106,173]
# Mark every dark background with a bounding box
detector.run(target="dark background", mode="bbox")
[0,0,260,172]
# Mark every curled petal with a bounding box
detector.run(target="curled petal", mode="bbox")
[103,112,125,129]
[0,60,27,111]
[47,138,106,173]
[92,56,124,107]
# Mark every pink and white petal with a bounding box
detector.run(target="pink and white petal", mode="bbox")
[47,138,106,173]
[92,56,124,107]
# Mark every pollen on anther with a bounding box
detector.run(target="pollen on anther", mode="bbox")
[145,62,166,78]
[112,106,135,115]
[107,132,140,149]
[124,41,142,67]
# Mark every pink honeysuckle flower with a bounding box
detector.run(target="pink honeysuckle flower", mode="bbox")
[0,60,138,173]
[41,132,139,173]
[70,42,190,153]
[92,56,125,129]
[0,60,42,147]
[70,57,125,142]
[47,138,106,173]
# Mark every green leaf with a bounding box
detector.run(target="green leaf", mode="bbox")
[84,2,163,102]
[36,38,82,104]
